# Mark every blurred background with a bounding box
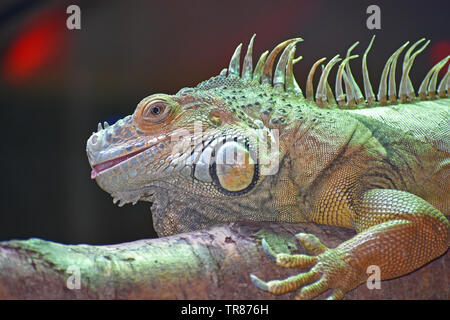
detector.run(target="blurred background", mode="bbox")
[0,0,448,244]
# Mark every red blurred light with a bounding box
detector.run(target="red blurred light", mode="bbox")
[2,10,66,84]
[430,41,450,78]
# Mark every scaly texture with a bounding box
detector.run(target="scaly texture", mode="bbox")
[86,35,450,299]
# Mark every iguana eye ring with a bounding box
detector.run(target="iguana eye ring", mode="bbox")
[134,94,179,131]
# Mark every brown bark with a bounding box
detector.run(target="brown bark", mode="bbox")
[0,222,448,299]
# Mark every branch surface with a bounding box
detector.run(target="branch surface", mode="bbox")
[0,222,448,299]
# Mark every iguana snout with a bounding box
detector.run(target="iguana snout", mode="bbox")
[86,94,182,206]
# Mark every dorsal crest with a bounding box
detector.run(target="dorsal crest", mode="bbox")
[199,34,450,110]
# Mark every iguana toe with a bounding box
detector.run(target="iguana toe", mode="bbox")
[251,233,363,299]
[295,233,328,255]
[250,271,321,295]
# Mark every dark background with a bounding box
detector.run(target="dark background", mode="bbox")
[0,0,448,244]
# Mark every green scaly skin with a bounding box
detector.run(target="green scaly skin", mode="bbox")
[86,36,449,299]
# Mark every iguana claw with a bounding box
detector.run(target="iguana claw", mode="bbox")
[250,233,362,299]
[250,274,270,291]
[261,238,277,262]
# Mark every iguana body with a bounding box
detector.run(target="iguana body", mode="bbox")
[86,35,449,299]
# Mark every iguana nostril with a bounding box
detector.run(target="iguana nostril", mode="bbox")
[91,135,98,144]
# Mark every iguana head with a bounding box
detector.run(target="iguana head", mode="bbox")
[86,35,309,236]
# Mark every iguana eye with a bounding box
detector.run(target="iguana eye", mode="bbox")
[142,102,170,122]
[150,106,161,115]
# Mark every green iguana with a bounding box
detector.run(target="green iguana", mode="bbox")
[86,35,449,299]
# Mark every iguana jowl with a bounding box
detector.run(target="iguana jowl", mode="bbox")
[86,35,450,299]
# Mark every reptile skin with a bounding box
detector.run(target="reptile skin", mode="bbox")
[86,35,449,299]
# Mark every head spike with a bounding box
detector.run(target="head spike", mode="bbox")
[253,50,269,82]
[336,55,358,108]
[261,38,303,84]
[228,43,242,76]
[437,65,450,98]
[291,57,303,96]
[402,38,426,94]
[306,57,327,101]
[316,55,341,108]
[293,56,303,64]
[447,66,450,93]
[335,65,346,107]
[399,40,430,102]
[427,54,449,99]
[418,67,435,100]
[325,79,336,106]
[418,55,450,100]
[388,41,410,105]
[285,45,302,96]
[344,41,364,104]
[378,55,393,105]
[319,64,337,106]
[342,71,355,107]
[403,38,426,71]
[97,122,102,132]
[346,41,360,56]
[273,42,300,89]
[242,34,256,80]
[378,42,409,105]
[219,68,228,76]
[362,35,376,105]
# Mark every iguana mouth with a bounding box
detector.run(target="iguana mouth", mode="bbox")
[91,147,150,179]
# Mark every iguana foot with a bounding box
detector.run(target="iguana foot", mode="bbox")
[250,233,364,300]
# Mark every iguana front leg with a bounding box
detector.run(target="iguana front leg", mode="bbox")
[250,189,450,299]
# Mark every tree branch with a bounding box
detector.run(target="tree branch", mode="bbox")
[0,222,448,299]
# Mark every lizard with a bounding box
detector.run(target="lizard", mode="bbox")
[86,34,450,299]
